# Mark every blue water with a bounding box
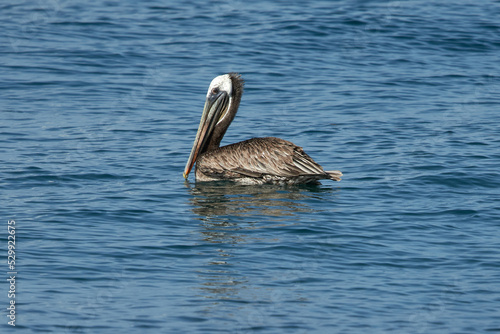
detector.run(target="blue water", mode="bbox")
[2,1,500,333]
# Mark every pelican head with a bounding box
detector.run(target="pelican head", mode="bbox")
[183,73,244,179]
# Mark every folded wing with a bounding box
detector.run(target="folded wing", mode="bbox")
[197,137,339,181]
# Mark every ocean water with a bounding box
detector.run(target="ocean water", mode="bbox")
[2,0,500,333]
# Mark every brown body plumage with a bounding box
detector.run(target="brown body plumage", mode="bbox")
[183,73,342,185]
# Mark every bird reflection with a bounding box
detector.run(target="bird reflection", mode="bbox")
[184,181,336,305]
[186,181,318,219]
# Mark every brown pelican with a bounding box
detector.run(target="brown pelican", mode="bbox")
[183,73,342,185]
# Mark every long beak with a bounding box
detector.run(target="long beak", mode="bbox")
[183,92,228,179]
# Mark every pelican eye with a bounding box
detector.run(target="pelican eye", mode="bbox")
[211,87,220,95]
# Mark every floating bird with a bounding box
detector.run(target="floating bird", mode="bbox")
[183,73,342,185]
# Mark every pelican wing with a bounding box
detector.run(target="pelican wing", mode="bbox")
[197,137,329,179]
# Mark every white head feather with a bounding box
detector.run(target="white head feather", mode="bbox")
[206,74,233,125]
[206,74,233,98]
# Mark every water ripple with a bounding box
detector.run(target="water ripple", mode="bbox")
[2,1,500,333]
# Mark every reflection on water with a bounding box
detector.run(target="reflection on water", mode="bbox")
[184,181,338,306]
[186,181,321,219]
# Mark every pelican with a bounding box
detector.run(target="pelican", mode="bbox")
[183,73,342,185]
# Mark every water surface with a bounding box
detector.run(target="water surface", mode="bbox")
[2,1,500,333]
